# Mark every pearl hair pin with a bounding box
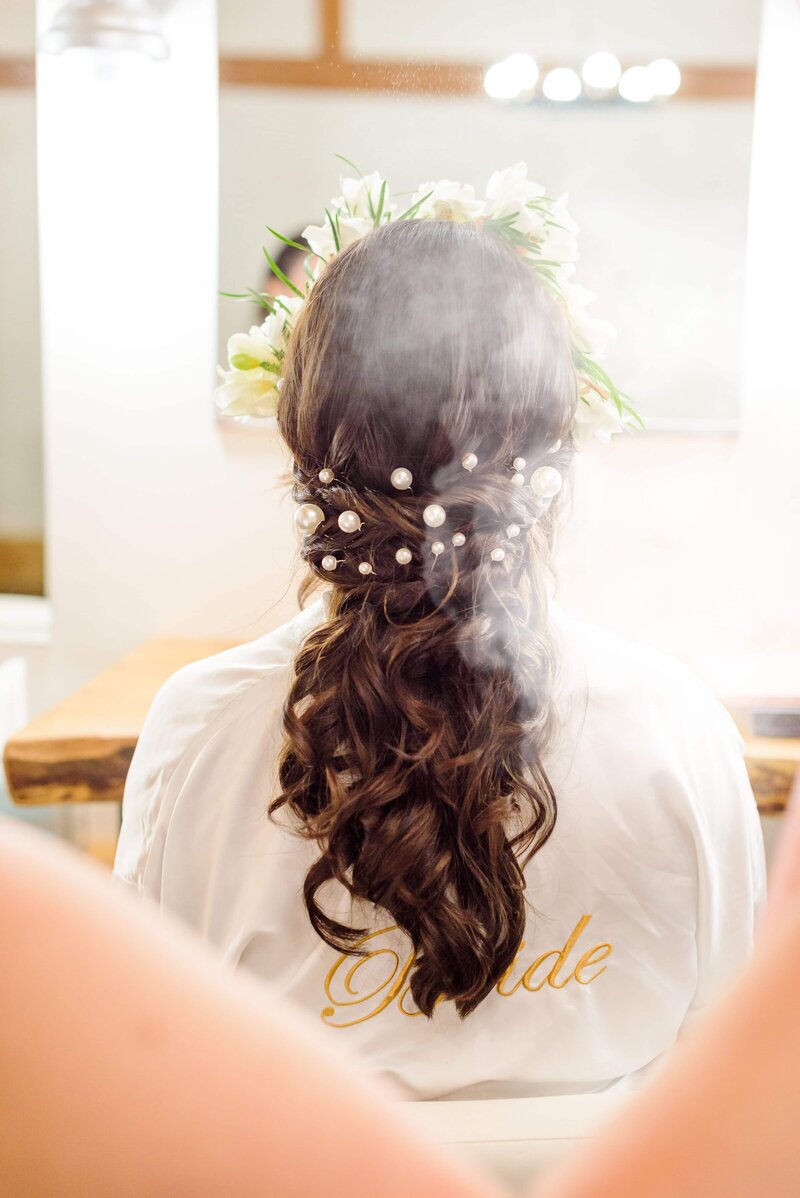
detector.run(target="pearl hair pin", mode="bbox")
[358,562,373,575]
[294,503,325,533]
[395,547,412,565]
[547,439,562,454]
[513,457,526,471]
[318,468,334,485]
[390,467,413,490]
[530,466,563,499]
[511,473,525,486]
[422,504,446,528]
[490,548,505,562]
[321,554,337,571]
[338,510,361,533]
[452,532,466,547]
[431,541,445,556]
[461,452,478,472]
[507,523,520,538]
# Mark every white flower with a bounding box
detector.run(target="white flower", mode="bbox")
[563,284,617,359]
[302,213,374,262]
[411,179,486,222]
[335,171,389,220]
[215,364,280,419]
[485,162,548,238]
[573,393,625,446]
[538,194,580,264]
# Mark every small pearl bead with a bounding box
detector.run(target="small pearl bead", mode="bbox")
[513,457,526,471]
[511,473,525,486]
[431,541,445,556]
[321,554,337,571]
[358,562,373,576]
[452,532,466,547]
[338,510,361,533]
[318,468,334,485]
[461,452,478,472]
[422,503,446,528]
[530,466,563,499]
[507,523,521,538]
[395,547,412,565]
[490,548,505,562]
[390,467,413,490]
[294,503,325,533]
[547,439,562,454]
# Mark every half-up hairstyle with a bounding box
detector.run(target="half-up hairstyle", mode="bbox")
[273,219,578,1017]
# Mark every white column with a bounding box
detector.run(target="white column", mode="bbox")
[37,0,297,701]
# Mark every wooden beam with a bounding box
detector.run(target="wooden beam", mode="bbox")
[320,0,341,61]
[0,57,35,87]
[1,54,756,101]
[219,57,756,101]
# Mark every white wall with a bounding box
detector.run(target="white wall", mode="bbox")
[36,0,306,701]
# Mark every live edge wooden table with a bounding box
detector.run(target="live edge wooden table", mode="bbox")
[3,638,799,813]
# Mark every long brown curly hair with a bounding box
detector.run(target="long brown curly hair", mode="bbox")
[273,219,578,1017]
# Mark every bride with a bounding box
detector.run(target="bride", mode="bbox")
[115,166,765,1099]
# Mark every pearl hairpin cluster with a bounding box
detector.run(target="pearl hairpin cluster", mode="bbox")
[294,449,563,575]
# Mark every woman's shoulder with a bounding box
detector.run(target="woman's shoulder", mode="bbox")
[550,607,745,791]
[553,607,728,723]
[133,598,327,779]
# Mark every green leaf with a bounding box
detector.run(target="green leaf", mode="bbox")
[374,178,387,227]
[262,245,304,298]
[396,190,433,221]
[324,208,341,252]
[334,153,366,179]
[265,226,325,264]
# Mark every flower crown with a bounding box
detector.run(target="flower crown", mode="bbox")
[216,159,642,445]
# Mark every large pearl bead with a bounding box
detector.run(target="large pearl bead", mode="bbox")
[490,547,505,562]
[338,510,361,533]
[321,554,338,571]
[452,532,466,547]
[358,561,373,576]
[318,467,334,485]
[530,466,563,499]
[294,503,325,534]
[461,452,478,472]
[390,467,413,490]
[395,547,412,565]
[422,504,446,528]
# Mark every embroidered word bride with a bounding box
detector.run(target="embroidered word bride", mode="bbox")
[322,916,614,1028]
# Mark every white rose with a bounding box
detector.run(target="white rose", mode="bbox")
[215,364,280,420]
[411,179,486,222]
[485,162,547,237]
[573,393,625,446]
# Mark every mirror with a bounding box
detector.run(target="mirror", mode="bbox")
[0,9,42,596]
